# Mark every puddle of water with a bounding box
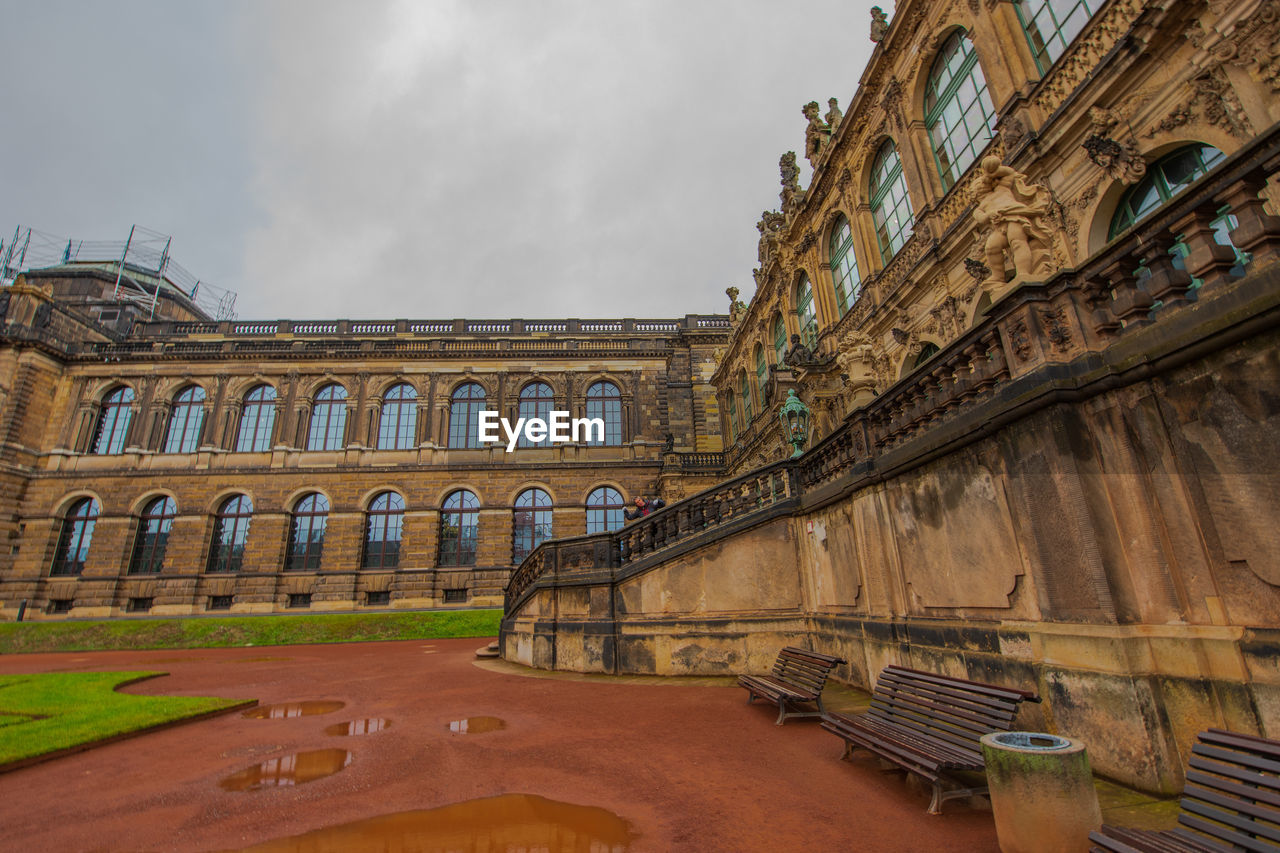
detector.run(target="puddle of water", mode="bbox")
[447,716,505,734]
[229,793,635,851]
[324,718,390,736]
[242,701,345,720]
[219,749,352,791]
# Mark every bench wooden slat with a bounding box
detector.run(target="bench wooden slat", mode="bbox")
[1186,781,1280,825]
[1181,797,1280,844]
[882,665,1039,702]
[1089,826,1208,853]
[875,680,1022,723]
[872,690,1018,735]
[1185,771,1280,809]
[1202,728,1280,760]
[879,668,1029,710]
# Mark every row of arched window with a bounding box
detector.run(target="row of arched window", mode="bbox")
[90,379,626,455]
[50,487,631,577]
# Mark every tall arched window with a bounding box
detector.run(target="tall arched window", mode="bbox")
[727,393,739,440]
[92,387,134,454]
[772,314,787,365]
[51,497,98,576]
[926,30,997,190]
[129,496,176,574]
[755,344,768,404]
[208,494,252,573]
[829,216,862,314]
[236,385,277,452]
[512,488,552,563]
[870,141,914,263]
[307,384,348,451]
[585,381,622,446]
[438,490,478,566]
[448,383,487,449]
[739,369,753,424]
[915,343,941,368]
[1015,0,1098,72]
[795,274,818,350]
[586,487,625,534]
[288,493,329,571]
[163,386,206,454]
[377,383,417,450]
[364,491,404,569]
[517,382,555,448]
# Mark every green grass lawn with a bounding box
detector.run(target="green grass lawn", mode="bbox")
[0,671,251,767]
[0,609,502,654]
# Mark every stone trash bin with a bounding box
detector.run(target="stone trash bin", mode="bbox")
[979,732,1102,853]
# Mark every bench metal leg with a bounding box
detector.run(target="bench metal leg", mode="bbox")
[775,700,787,725]
[928,781,987,816]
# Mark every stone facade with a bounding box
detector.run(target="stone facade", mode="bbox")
[0,266,730,616]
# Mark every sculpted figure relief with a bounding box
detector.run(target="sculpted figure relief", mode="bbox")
[971,156,1057,289]
[803,101,832,168]
[825,98,843,136]
[780,151,805,215]
[870,6,890,42]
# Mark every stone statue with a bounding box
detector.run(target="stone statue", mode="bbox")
[780,152,804,214]
[756,210,786,265]
[784,333,816,367]
[825,98,843,137]
[971,156,1056,288]
[725,286,746,322]
[870,6,890,42]
[802,101,832,168]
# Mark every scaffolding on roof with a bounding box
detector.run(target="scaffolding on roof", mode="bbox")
[0,224,238,321]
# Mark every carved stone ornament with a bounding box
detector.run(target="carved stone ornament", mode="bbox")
[1000,115,1028,152]
[971,156,1058,289]
[870,6,890,42]
[1082,134,1147,185]
[1187,1,1280,92]
[780,152,805,215]
[755,209,787,267]
[1040,306,1072,351]
[726,286,746,323]
[825,98,843,137]
[1008,319,1032,362]
[964,257,992,281]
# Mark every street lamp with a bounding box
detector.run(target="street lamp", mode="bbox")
[778,389,811,458]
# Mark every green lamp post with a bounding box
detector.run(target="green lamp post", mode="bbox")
[778,389,811,458]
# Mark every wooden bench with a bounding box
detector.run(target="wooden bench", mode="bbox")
[821,665,1040,814]
[1089,728,1280,852]
[738,646,846,725]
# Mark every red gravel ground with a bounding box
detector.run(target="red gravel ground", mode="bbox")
[0,637,999,851]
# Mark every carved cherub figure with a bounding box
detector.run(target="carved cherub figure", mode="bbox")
[802,101,831,167]
[971,156,1056,287]
[870,6,890,42]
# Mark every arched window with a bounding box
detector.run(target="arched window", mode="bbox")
[129,496,175,574]
[914,343,941,368]
[51,497,98,576]
[163,386,206,454]
[307,384,348,451]
[448,383,487,449]
[795,274,818,350]
[364,491,404,569]
[517,382,555,448]
[512,488,552,563]
[236,385,277,453]
[926,30,997,190]
[755,344,768,404]
[377,383,417,450]
[585,381,622,446]
[288,493,329,571]
[208,495,252,573]
[739,369,753,424]
[870,141,914,263]
[438,489,478,566]
[829,216,862,314]
[772,314,787,365]
[728,393,739,440]
[92,387,134,454]
[1015,0,1098,72]
[1108,145,1245,287]
[586,487,625,534]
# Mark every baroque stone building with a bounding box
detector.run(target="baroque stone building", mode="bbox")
[502,0,1280,795]
[0,262,730,616]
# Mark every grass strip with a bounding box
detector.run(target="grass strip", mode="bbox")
[0,671,249,767]
[0,609,502,654]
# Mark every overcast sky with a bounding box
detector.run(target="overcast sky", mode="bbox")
[2,1,882,321]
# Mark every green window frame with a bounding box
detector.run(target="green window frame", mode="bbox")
[829,216,862,314]
[739,370,752,424]
[795,274,818,350]
[870,141,914,264]
[755,344,768,404]
[772,314,787,365]
[1015,0,1098,73]
[925,30,997,190]
[728,394,738,440]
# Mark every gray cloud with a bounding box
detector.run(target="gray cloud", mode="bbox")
[2,1,881,321]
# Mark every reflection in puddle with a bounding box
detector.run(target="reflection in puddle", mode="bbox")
[324,718,390,736]
[243,701,345,719]
[230,793,634,851]
[447,716,505,734]
[219,749,352,791]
